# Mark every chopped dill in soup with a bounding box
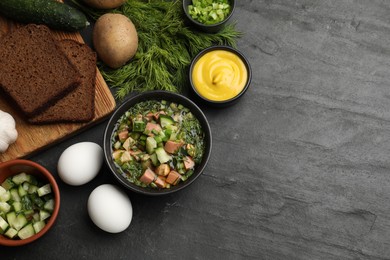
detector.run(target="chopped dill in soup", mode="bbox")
[111,100,206,189]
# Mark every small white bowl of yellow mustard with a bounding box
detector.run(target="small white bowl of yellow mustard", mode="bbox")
[189,45,251,107]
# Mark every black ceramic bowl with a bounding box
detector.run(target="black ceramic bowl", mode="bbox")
[183,0,236,33]
[189,45,252,107]
[103,91,212,196]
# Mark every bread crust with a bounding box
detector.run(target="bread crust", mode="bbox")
[29,39,97,124]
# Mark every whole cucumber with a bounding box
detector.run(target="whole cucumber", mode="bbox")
[0,0,89,31]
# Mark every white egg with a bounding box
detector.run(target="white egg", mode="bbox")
[87,184,133,233]
[57,142,103,186]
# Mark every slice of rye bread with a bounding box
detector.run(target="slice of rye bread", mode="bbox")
[0,24,81,117]
[28,39,97,124]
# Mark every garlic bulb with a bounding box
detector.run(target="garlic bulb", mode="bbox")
[0,110,18,153]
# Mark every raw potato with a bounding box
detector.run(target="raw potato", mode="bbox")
[82,0,126,9]
[93,13,138,69]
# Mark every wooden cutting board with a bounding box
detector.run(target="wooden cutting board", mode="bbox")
[0,16,116,162]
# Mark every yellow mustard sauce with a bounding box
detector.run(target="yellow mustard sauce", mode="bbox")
[192,50,248,101]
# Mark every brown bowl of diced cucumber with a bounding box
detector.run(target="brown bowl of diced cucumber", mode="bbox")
[0,159,60,246]
[103,91,212,195]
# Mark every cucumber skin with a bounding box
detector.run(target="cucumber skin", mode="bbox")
[0,0,89,31]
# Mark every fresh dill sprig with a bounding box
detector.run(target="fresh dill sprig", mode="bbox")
[70,0,242,100]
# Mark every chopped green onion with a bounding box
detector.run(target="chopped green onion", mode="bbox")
[188,0,231,25]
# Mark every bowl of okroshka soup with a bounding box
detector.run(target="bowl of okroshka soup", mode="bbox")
[103,91,212,195]
[189,45,252,107]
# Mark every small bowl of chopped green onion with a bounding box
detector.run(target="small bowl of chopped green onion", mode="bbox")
[183,0,236,33]
[0,159,60,246]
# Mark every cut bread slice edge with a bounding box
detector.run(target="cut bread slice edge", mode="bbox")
[28,39,97,124]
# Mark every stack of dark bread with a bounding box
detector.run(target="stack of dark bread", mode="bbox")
[0,24,97,124]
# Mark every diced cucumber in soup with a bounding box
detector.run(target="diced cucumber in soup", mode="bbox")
[146,137,157,154]
[12,214,28,231]
[12,201,22,212]
[6,212,16,226]
[4,227,17,238]
[0,186,6,196]
[37,184,51,197]
[12,173,30,185]
[10,189,20,202]
[159,115,175,128]
[33,221,46,233]
[0,187,10,202]
[1,178,15,190]
[39,210,51,221]
[155,147,172,164]
[0,173,56,239]
[44,199,54,212]
[18,224,35,239]
[18,184,27,197]
[0,216,9,233]
[0,201,11,213]
[111,100,206,189]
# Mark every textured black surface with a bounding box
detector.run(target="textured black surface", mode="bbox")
[3,1,390,259]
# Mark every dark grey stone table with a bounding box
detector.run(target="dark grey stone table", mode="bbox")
[2,1,390,259]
